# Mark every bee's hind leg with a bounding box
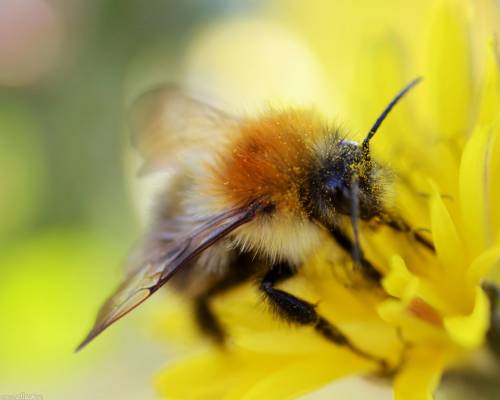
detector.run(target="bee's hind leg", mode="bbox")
[259,262,388,370]
[194,296,226,343]
[194,254,256,344]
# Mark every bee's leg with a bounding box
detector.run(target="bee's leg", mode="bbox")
[194,257,255,343]
[327,225,382,283]
[194,296,225,343]
[259,262,388,369]
[382,216,435,251]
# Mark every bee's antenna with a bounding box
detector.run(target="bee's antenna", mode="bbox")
[362,77,422,155]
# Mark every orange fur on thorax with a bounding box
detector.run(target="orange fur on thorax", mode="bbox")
[210,109,326,213]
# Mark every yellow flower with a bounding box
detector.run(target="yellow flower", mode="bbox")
[154,0,500,398]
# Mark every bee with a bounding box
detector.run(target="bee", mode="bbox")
[77,78,432,366]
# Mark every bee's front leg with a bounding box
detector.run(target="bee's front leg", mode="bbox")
[327,224,382,283]
[381,215,435,252]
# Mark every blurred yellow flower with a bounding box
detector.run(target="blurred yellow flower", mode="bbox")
[154,0,500,399]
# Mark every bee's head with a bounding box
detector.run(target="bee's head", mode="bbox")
[302,137,385,224]
[301,77,422,226]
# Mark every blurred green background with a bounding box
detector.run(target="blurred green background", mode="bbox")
[0,1,263,399]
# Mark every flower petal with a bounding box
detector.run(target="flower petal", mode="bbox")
[467,246,500,285]
[429,182,467,277]
[382,255,419,301]
[475,39,500,127]
[424,0,474,139]
[487,117,500,240]
[233,329,328,356]
[242,351,375,400]
[443,286,490,349]
[156,350,292,400]
[459,121,499,254]
[393,346,445,400]
[344,34,414,145]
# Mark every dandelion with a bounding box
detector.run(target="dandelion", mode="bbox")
[154,0,500,398]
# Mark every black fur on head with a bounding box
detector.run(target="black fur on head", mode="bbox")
[301,77,421,227]
[301,134,387,226]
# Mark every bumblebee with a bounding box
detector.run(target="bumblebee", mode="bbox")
[77,78,432,365]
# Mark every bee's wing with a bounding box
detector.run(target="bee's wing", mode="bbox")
[130,85,239,174]
[76,202,261,351]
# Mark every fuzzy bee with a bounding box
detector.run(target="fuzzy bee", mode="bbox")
[77,78,433,365]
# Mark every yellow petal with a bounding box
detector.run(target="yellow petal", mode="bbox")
[475,39,500,127]
[467,246,500,285]
[429,182,467,276]
[443,286,490,349]
[156,350,289,400]
[459,121,498,254]
[393,346,445,400]
[242,351,375,400]
[276,0,433,122]
[487,117,500,237]
[377,299,408,325]
[344,34,414,144]
[233,328,328,356]
[212,284,280,333]
[382,255,419,301]
[424,0,474,140]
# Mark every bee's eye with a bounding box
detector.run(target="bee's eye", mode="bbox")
[322,165,352,214]
[325,175,344,194]
[302,137,383,223]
